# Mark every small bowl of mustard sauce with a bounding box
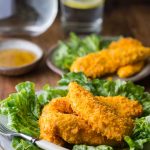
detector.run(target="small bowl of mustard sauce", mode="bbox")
[0,39,43,76]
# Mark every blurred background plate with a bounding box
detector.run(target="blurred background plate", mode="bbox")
[46,43,150,82]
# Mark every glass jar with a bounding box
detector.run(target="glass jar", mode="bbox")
[60,0,105,34]
[0,0,58,36]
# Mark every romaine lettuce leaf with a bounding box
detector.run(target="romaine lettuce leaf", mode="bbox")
[0,82,40,135]
[38,84,68,106]
[0,82,40,149]
[0,81,67,150]
[53,33,117,70]
[124,116,150,150]
[12,137,41,150]
[58,72,93,91]
[73,145,113,150]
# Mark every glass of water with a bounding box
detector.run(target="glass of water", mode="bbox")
[60,0,105,34]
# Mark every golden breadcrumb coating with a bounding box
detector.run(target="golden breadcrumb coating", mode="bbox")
[117,61,144,78]
[67,82,134,141]
[96,96,143,118]
[110,38,145,78]
[39,97,119,146]
[70,38,150,78]
[108,37,143,49]
[39,82,143,147]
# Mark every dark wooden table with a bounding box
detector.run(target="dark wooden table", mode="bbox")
[0,3,150,99]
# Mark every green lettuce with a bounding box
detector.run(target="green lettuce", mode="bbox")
[12,138,41,150]
[53,33,119,70]
[58,72,93,91]
[38,84,68,106]
[73,145,113,150]
[0,72,150,150]
[0,82,67,150]
[0,82,40,135]
[0,82,40,149]
[124,116,150,150]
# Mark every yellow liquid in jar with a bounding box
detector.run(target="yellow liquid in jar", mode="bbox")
[0,49,37,68]
[63,0,105,9]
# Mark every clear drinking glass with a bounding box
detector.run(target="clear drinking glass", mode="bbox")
[60,0,105,34]
[0,0,58,36]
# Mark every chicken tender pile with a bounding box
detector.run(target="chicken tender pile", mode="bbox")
[39,82,143,147]
[70,38,150,78]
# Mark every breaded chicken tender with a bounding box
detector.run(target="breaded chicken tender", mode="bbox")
[117,61,144,78]
[39,82,143,147]
[67,82,134,141]
[110,38,145,78]
[39,97,118,146]
[70,38,150,78]
[96,96,143,118]
[108,38,143,49]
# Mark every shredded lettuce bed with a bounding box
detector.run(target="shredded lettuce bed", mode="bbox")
[52,33,119,71]
[72,145,113,150]
[0,72,150,150]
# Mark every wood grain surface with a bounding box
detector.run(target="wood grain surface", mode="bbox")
[0,3,150,99]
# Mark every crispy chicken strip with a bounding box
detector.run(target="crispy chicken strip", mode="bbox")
[39,97,118,146]
[108,37,143,49]
[70,38,150,78]
[110,39,145,78]
[117,61,145,78]
[96,96,143,118]
[67,82,134,141]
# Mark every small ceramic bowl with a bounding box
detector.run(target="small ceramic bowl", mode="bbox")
[0,39,43,76]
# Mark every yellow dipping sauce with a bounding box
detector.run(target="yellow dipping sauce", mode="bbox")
[0,49,37,68]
